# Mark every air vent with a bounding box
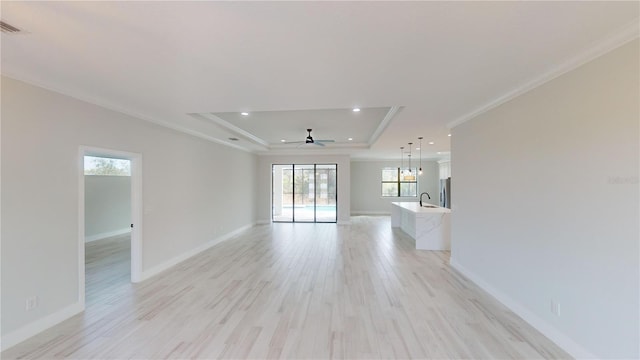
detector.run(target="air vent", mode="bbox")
[1,21,22,34]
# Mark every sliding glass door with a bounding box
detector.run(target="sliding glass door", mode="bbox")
[315,164,337,222]
[293,164,316,222]
[272,164,337,223]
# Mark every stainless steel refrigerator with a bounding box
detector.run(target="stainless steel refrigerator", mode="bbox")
[440,177,451,209]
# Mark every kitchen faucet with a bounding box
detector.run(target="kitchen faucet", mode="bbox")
[419,192,431,207]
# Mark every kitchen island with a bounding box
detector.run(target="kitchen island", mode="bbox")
[391,202,451,250]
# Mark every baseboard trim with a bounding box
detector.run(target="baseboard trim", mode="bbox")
[256,219,270,225]
[350,211,391,216]
[0,302,84,352]
[85,228,131,242]
[139,223,255,281]
[449,258,597,359]
[337,220,351,225]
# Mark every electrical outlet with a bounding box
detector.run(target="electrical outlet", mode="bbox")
[25,296,38,311]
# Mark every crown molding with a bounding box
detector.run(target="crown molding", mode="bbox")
[256,148,356,157]
[268,142,369,151]
[1,72,254,153]
[192,112,270,148]
[350,155,443,162]
[368,106,402,145]
[448,18,640,129]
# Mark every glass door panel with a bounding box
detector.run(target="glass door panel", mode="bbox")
[293,164,315,222]
[315,164,337,222]
[272,165,293,222]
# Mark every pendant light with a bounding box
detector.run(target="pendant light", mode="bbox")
[418,137,423,175]
[405,142,416,181]
[400,146,404,176]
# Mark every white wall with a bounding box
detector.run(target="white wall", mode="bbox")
[450,40,639,358]
[85,175,131,241]
[350,160,439,214]
[257,155,350,224]
[1,77,258,342]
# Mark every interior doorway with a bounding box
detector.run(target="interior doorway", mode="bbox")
[78,147,142,309]
[272,164,337,223]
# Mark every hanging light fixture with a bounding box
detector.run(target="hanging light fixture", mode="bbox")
[400,146,404,176]
[404,142,416,181]
[418,137,423,175]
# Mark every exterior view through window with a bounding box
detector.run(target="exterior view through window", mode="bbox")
[381,167,417,197]
[272,164,337,223]
[84,156,131,176]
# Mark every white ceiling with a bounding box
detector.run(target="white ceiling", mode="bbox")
[1,1,638,159]
[197,106,395,148]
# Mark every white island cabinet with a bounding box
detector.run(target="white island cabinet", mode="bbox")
[391,202,451,250]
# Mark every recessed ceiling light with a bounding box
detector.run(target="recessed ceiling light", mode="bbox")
[416,147,420,150]
[448,133,451,137]
[280,139,286,143]
[429,141,435,145]
[352,108,360,112]
[348,137,353,141]
[241,112,249,116]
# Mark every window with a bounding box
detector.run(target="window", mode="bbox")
[84,156,131,176]
[272,164,337,223]
[381,167,417,197]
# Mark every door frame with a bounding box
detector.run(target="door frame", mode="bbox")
[271,163,337,223]
[78,146,143,308]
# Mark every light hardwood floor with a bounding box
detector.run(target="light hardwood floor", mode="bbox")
[85,234,131,307]
[2,216,570,359]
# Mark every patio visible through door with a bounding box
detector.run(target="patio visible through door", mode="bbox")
[272,164,337,223]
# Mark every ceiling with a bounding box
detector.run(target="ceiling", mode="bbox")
[196,106,396,149]
[1,1,638,159]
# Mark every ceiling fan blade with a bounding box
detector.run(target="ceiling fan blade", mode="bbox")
[295,142,325,147]
[315,139,335,143]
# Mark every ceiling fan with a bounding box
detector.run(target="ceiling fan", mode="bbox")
[287,129,335,147]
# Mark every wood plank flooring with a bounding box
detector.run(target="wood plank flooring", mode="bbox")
[84,234,131,307]
[2,216,570,359]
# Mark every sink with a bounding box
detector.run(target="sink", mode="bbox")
[422,205,437,208]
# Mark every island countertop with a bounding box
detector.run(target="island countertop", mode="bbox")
[391,201,451,215]
[391,202,451,250]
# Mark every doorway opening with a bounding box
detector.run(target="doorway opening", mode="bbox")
[272,164,337,223]
[78,147,142,310]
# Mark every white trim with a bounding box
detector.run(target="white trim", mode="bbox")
[1,73,254,154]
[192,113,270,148]
[256,147,360,157]
[0,302,83,352]
[139,223,255,282]
[268,142,369,151]
[448,19,640,129]
[350,211,391,216]
[350,155,444,161]
[449,258,598,359]
[85,228,131,243]
[350,158,407,163]
[130,155,143,283]
[77,150,86,309]
[78,146,144,307]
[368,106,401,146]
